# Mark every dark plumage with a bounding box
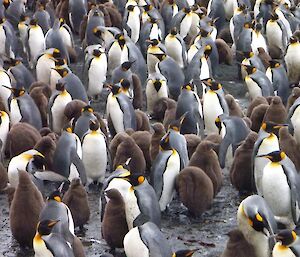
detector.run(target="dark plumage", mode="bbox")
[6,123,42,158]
[135,110,151,132]
[230,132,258,193]
[257,47,271,69]
[176,166,214,216]
[225,94,244,117]
[189,140,223,196]
[216,38,233,65]
[184,134,201,159]
[0,162,8,191]
[250,104,269,132]
[263,96,287,124]
[109,132,130,165]
[64,100,87,123]
[150,123,166,163]
[287,87,300,110]
[62,178,90,229]
[246,96,268,117]
[163,98,177,130]
[34,135,56,171]
[102,189,128,250]
[10,170,44,247]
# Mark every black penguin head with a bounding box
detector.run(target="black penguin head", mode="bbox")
[159,132,172,151]
[63,124,73,133]
[47,190,62,202]
[54,58,66,67]
[52,67,69,77]
[237,3,247,12]
[115,34,126,48]
[120,78,130,91]
[181,83,194,91]
[29,18,38,26]
[204,45,212,58]
[37,220,59,236]
[290,36,298,44]
[153,80,162,92]
[19,14,27,22]
[170,27,178,36]
[155,53,167,61]
[200,29,210,38]
[93,27,102,37]
[269,60,280,68]
[169,115,186,132]
[274,230,297,246]
[257,150,286,162]
[243,21,253,29]
[55,82,66,92]
[254,23,263,32]
[52,48,61,59]
[148,39,160,46]
[59,17,66,25]
[89,119,100,131]
[121,61,134,71]
[183,7,191,14]
[242,64,256,75]
[215,116,222,134]
[270,12,279,21]
[7,87,26,98]
[9,58,21,66]
[127,4,135,11]
[173,249,196,257]
[109,84,122,95]
[128,173,145,187]
[260,121,287,133]
[202,79,222,91]
[31,154,46,170]
[243,51,254,59]
[143,4,153,12]
[81,105,94,113]
[92,49,102,57]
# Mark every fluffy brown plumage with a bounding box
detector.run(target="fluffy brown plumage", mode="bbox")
[62,178,90,229]
[184,134,201,159]
[221,229,257,257]
[150,123,166,163]
[64,100,87,123]
[216,38,233,65]
[189,140,223,196]
[34,135,56,170]
[10,170,44,247]
[287,87,300,110]
[250,104,269,132]
[6,123,42,158]
[246,96,268,117]
[102,189,128,250]
[225,94,244,117]
[163,98,177,130]
[257,47,271,69]
[263,96,287,124]
[230,132,258,193]
[176,166,214,216]
[0,161,8,191]
[109,132,131,165]
[152,97,168,121]
[135,110,151,131]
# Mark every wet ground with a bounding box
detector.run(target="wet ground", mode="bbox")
[0,30,251,256]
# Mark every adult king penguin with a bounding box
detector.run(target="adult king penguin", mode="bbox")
[285,36,300,84]
[272,229,300,257]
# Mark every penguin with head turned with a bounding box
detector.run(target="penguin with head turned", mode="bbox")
[84,8,105,46]
[68,0,87,34]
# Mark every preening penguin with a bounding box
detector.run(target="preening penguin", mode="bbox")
[150,131,180,211]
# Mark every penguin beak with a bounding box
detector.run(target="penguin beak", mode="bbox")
[48,220,60,227]
[273,124,288,129]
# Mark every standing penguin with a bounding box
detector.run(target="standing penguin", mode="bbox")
[272,230,300,257]
[160,0,179,33]
[171,7,193,39]
[123,4,140,44]
[150,132,180,211]
[0,18,18,60]
[106,84,136,136]
[176,83,204,137]
[68,0,87,34]
[48,82,72,134]
[259,151,300,228]
[84,48,107,99]
[242,64,274,100]
[52,126,86,184]
[146,73,168,114]
[165,27,187,68]
[82,120,107,185]
[146,39,166,74]
[202,80,229,135]
[0,110,10,155]
[285,36,300,84]
[26,18,45,68]
[6,87,42,130]
[10,170,44,247]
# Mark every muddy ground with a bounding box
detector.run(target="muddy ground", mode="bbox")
[0,33,251,256]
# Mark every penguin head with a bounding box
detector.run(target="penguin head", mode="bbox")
[63,124,73,134]
[204,45,212,58]
[29,18,38,27]
[81,105,94,113]
[147,39,160,46]
[274,230,297,247]
[254,23,263,32]
[269,60,280,68]
[215,116,222,134]
[54,58,66,67]
[47,190,62,202]
[127,4,135,12]
[128,173,145,187]
[270,12,279,21]
[183,7,191,14]
[202,79,222,91]
[7,87,26,98]
[173,249,196,257]
[289,36,298,45]
[93,27,102,38]
[243,21,253,29]
[51,67,69,78]
[9,58,21,66]
[59,17,66,25]
[260,121,287,133]
[148,16,158,24]
[257,150,286,162]
[144,4,153,12]
[55,82,66,92]
[121,61,134,71]
[242,64,256,75]
[237,3,247,12]
[31,154,46,170]
[89,119,100,131]
[169,115,186,132]
[170,27,178,36]
[37,220,60,236]
[115,34,126,48]
[108,84,122,95]
[153,80,162,92]
[181,83,194,91]
[200,29,210,38]
[120,78,131,92]
[92,49,102,57]
[52,48,61,59]
[19,14,27,23]
[37,2,45,10]
[159,132,172,151]
[243,51,254,59]
[3,0,9,9]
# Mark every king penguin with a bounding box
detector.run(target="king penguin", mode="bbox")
[285,36,300,84]
[288,95,300,145]
[272,229,300,257]
[82,119,107,185]
[150,131,180,211]
[123,4,140,44]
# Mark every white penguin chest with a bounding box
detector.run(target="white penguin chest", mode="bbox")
[251,32,268,54]
[0,26,6,55]
[285,44,300,70]
[149,23,161,41]
[107,95,124,133]
[34,236,54,257]
[126,9,140,43]
[165,37,183,67]
[187,44,199,63]
[0,113,9,147]
[28,27,45,59]
[10,98,22,125]
[50,70,62,91]
[245,76,263,100]
[146,81,168,113]
[36,56,55,84]
[200,57,210,80]
[59,27,72,48]
[105,178,131,202]
[8,156,29,187]
[262,163,291,217]
[272,244,295,257]
[88,56,107,96]
[108,42,122,70]
[265,68,273,84]
[266,22,284,50]
[51,94,72,132]
[159,151,180,211]
[180,14,192,38]
[124,227,149,257]
[125,189,141,230]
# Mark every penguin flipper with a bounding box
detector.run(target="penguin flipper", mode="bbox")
[216,91,229,115]
[70,149,87,185]
[33,170,69,182]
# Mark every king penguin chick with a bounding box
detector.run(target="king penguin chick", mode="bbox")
[237,195,278,257]
[263,96,287,125]
[287,87,300,111]
[0,162,8,191]
[82,119,107,185]
[150,132,180,211]
[10,170,44,247]
[184,134,201,159]
[250,104,269,133]
[189,140,223,196]
[150,122,166,163]
[176,166,214,216]
[63,178,90,230]
[102,189,128,251]
[34,135,56,171]
[225,94,244,117]
[272,229,300,257]
[246,96,269,117]
[230,131,258,193]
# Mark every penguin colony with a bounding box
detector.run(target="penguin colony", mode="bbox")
[1,0,300,256]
